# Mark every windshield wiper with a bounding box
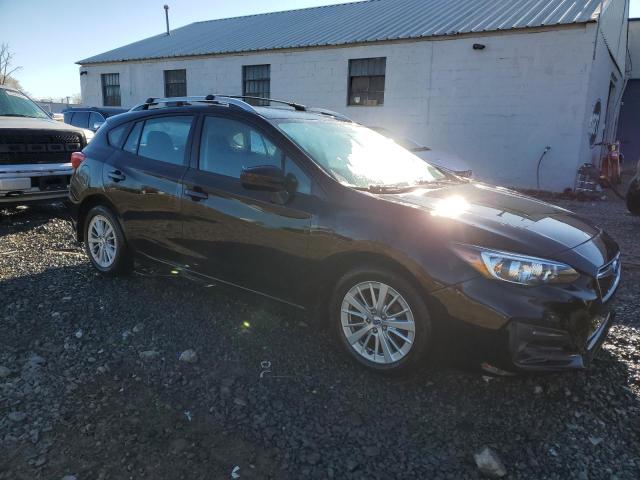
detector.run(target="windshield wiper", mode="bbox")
[352,177,465,193]
[1,113,34,118]
[363,183,417,193]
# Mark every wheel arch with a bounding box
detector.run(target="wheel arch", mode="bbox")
[75,194,123,242]
[312,249,435,324]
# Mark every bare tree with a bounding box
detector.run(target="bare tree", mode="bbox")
[2,75,22,90]
[0,43,22,86]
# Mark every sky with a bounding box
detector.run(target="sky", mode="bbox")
[1,0,640,100]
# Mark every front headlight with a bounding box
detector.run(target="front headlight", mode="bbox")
[453,245,579,286]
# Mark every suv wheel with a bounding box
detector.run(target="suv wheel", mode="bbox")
[84,205,132,275]
[330,267,432,375]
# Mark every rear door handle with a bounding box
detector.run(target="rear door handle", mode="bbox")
[107,170,126,182]
[185,188,209,201]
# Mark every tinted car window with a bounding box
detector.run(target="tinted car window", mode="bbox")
[63,112,74,124]
[138,116,193,165]
[123,122,143,154]
[108,123,129,148]
[71,111,89,129]
[89,112,105,130]
[199,116,283,177]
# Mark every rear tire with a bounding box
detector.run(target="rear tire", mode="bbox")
[330,266,432,375]
[84,205,132,275]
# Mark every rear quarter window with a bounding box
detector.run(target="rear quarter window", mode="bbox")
[107,123,129,148]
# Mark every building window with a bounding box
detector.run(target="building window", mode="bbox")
[164,69,187,97]
[242,65,270,106]
[101,73,121,106]
[348,57,386,106]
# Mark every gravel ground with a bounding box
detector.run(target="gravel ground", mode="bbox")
[0,192,639,480]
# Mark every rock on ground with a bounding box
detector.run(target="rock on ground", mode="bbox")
[474,446,507,478]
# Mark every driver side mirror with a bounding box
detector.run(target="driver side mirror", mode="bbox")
[240,165,286,192]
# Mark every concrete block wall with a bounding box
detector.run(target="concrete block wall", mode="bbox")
[629,20,640,79]
[79,25,615,191]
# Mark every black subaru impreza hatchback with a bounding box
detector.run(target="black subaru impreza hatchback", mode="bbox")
[69,95,621,374]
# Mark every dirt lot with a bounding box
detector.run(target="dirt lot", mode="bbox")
[1,193,639,480]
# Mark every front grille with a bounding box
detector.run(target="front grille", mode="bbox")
[0,131,83,165]
[597,253,621,303]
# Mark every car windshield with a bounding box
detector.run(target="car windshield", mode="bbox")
[0,89,49,119]
[370,127,430,152]
[276,120,445,189]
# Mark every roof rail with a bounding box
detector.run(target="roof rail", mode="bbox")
[128,95,258,114]
[306,107,352,122]
[226,96,307,112]
[128,94,352,121]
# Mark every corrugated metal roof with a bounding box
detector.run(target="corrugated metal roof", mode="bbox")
[78,0,603,65]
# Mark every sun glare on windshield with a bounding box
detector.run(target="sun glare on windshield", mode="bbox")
[277,120,445,189]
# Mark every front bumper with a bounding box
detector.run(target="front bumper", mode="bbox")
[431,258,620,371]
[0,163,72,205]
[507,308,615,371]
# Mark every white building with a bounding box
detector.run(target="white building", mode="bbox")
[77,0,630,192]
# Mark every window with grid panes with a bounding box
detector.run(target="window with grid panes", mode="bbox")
[164,69,187,97]
[101,73,121,106]
[348,58,386,106]
[242,65,270,106]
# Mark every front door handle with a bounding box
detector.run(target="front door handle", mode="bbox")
[107,170,126,182]
[185,188,209,201]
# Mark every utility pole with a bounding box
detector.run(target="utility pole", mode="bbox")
[164,5,170,35]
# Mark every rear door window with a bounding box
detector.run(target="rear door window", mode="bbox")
[138,116,194,165]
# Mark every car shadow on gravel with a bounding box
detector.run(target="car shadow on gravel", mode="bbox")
[2,261,639,479]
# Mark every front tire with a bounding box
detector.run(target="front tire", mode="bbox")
[84,205,132,275]
[330,267,432,375]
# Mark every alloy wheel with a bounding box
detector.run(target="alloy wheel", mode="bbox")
[341,281,416,364]
[87,214,117,268]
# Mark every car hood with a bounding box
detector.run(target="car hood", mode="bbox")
[0,116,84,133]
[382,182,600,256]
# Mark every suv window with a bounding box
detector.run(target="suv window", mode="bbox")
[89,112,105,130]
[123,122,143,154]
[200,116,283,177]
[108,123,129,147]
[70,111,89,129]
[137,116,193,165]
[199,116,311,194]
